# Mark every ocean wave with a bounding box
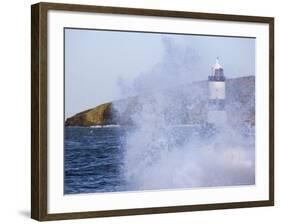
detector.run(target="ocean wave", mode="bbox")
[90,125,121,128]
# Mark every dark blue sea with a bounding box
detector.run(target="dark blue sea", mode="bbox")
[64,126,128,194]
[64,125,255,194]
[64,125,199,194]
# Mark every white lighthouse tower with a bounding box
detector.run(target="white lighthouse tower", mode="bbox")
[207,57,227,126]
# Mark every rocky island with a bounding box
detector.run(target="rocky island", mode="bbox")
[65,76,255,127]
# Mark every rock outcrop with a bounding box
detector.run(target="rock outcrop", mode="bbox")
[65,103,116,126]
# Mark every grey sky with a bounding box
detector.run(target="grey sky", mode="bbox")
[65,28,255,118]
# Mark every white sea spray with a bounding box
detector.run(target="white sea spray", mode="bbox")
[113,37,255,191]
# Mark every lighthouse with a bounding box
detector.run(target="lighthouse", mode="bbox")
[207,57,227,126]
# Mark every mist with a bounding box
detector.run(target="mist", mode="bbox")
[113,37,255,191]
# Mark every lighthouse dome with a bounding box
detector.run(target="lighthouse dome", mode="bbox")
[211,57,224,77]
[212,57,223,70]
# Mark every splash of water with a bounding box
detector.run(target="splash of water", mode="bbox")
[113,37,255,191]
[115,94,254,191]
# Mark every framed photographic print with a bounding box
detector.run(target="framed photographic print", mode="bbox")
[31,2,274,221]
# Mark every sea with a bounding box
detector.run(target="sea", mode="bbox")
[64,126,128,194]
[64,125,197,194]
[64,125,255,194]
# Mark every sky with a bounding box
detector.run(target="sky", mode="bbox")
[65,28,255,118]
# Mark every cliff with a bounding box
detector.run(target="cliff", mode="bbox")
[65,76,255,127]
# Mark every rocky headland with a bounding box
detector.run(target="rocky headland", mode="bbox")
[65,76,255,127]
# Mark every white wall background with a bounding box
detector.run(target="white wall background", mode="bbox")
[0,0,279,223]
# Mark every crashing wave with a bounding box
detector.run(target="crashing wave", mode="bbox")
[90,124,121,128]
